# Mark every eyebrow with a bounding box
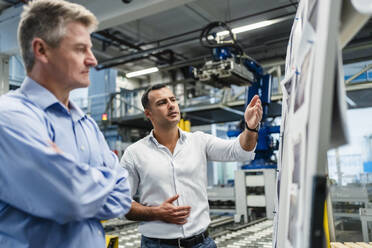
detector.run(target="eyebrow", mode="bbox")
[154,96,176,104]
[155,98,167,104]
[73,43,92,49]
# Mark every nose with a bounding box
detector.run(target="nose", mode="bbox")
[168,99,175,109]
[85,48,98,67]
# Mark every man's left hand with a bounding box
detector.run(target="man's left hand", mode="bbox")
[245,95,263,130]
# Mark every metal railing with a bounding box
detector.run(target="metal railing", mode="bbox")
[102,79,250,123]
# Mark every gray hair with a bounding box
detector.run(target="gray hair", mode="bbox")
[18,0,98,72]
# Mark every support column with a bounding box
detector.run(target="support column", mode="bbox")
[0,55,9,96]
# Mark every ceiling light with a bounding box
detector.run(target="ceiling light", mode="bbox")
[126,67,159,78]
[216,16,293,37]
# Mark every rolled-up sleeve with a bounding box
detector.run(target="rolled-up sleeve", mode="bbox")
[198,131,255,162]
[120,148,140,198]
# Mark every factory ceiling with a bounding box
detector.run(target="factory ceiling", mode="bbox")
[91,0,300,74]
[85,0,372,79]
[0,0,371,79]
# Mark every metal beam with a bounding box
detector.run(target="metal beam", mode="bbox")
[219,105,245,116]
[345,64,372,84]
[345,81,372,91]
[0,0,197,55]
[76,0,198,31]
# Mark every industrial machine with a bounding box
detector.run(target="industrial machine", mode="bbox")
[234,169,276,223]
[193,21,259,89]
[193,22,280,169]
[193,21,280,222]
[330,184,372,242]
[193,49,255,89]
[330,185,370,220]
[207,187,235,214]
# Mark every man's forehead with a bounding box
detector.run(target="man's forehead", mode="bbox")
[149,87,175,101]
[63,22,92,46]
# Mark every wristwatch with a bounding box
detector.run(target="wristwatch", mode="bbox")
[245,122,260,133]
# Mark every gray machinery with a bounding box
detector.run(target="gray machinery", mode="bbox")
[360,208,372,242]
[207,187,235,214]
[330,185,370,220]
[330,185,372,243]
[234,169,276,223]
[195,22,279,223]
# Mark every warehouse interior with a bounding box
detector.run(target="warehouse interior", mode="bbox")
[1,0,372,247]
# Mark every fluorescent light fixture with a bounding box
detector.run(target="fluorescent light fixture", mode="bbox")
[126,67,159,78]
[345,96,357,107]
[216,16,293,37]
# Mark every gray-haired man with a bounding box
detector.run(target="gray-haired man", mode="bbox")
[0,0,132,247]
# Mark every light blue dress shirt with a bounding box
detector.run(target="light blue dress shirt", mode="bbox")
[0,77,132,248]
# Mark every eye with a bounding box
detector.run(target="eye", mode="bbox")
[157,100,167,106]
[75,46,87,53]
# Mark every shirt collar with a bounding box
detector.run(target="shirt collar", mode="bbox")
[68,100,86,122]
[20,76,86,121]
[20,76,60,110]
[178,128,187,142]
[148,128,187,146]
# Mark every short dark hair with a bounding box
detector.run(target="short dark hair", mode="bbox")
[141,83,167,109]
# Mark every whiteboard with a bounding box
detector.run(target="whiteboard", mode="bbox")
[273,0,364,247]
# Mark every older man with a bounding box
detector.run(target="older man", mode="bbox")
[0,0,131,247]
[121,84,262,248]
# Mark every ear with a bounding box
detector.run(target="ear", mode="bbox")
[144,108,151,120]
[32,38,49,64]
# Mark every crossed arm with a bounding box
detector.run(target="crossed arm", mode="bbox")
[0,111,131,224]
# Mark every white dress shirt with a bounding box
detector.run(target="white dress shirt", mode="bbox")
[120,129,255,239]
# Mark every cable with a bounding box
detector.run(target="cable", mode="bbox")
[199,21,244,55]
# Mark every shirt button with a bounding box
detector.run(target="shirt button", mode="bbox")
[80,146,85,151]
[98,230,102,235]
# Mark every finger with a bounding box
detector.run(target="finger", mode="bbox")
[248,95,260,107]
[176,206,191,211]
[180,209,191,215]
[256,101,263,111]
[256,106,263,116]
[172,207,190,216]
[48,140,63,154]
[175,217,188,224]
[165,194,179,204]
[255,98,262,106]
[172,211,190,218]
[252,106,260,116]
